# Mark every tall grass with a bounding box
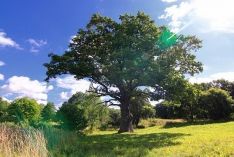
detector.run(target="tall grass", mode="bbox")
[1,120,233,157]
[0,123,48,157]
[40,126,79,157]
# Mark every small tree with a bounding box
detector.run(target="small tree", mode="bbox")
[180,83,201,120]
[210,79,234,99]
[141,104,155,118]
[155,101,180,119]
[41,102,56,121]
[130,96,155,126]
[57,92,108,131]
[199,88,234,120]
[108,108,121,127]
[7,97,41,125]
[0,98,9,122]
[57,101,88,130]
[197,79,234,99]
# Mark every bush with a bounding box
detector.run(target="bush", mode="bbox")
[108,108,121,127]
[57,92,109,132]
[0,98,9,122]
[179,83,201,120]
[57,102,88,131]
[141,104,155,119]
[41,102,56,121]
[155,101,180,119]
[199,88,234,120]
[7,97,41,126]
[130,96,155,126]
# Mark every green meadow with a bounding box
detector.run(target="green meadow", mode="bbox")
[47,121,234,157]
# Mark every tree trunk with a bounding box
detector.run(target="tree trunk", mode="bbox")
[118,103,133,133]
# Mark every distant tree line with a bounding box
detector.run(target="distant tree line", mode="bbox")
[155,79,234,121]
[0,79,233,132]
[0,97,57,127]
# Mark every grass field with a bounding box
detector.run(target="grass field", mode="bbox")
[1,121,234,157]
[54,121,234,157]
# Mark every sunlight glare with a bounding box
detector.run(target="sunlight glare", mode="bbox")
[193,0,234,32]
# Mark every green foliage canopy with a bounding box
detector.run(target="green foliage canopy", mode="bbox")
[198,79,234,99]
[179,82,201,120]
[199,88,233,120]
[41,102,56,121]
[57,92,108,131]
[0,97,9,122]
[7,97,41,125]
[130,95,155,126]
[108,108,121,127]
[45,12,203,132]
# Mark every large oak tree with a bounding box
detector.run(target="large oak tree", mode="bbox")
[44,12,202,133]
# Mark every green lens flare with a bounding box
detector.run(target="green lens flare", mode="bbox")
[157,28,178,50]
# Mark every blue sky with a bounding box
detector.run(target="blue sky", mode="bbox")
[1,0,234,106]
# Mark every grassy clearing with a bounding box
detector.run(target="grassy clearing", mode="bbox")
[1,120,234,157]
[55,121,234,157]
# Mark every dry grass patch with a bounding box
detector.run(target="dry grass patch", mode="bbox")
[138,118,186,128]
[0,123,48,157]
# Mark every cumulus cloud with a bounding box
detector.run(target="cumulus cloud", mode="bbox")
[27,38,47,53]
[159,1,193,33]
[0,61,6,80]
[55,75,91,101]
[0,32,21,49]
[56,76,121,106]
[1,76,53,104]
[56,76,91,94]
[160,0,234,33]
[0,61,5,66]
[161,0,177,3]
[189,72,234,83]
[60,91,70,100]
[0,73,4,80]
[150,99,164,106]
[1,97,12,103]
[69,35,76,44]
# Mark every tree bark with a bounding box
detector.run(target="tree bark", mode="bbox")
[118,102,133,133]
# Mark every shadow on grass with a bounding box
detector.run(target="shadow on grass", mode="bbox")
[62,132,189,157]
[162,119,231,129]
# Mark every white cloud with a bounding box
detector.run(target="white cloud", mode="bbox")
[55,75,91,101]
[1,97,12,103]
[0,61,4,80]
[160,0,234,33]
[56,76,121,104]
[1,76,53,104]
[0,32,21,49]
[60,91,70,100]
[27,39,47,47]
[159,1,193,33]
[69,35,76,44]
[27,38,47,53]
[56,76,91,94]
[161,0,177,3]
[0,61,5,66]
[150,99,164,106]
[0,73,4,80]
[189,72,234,83]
